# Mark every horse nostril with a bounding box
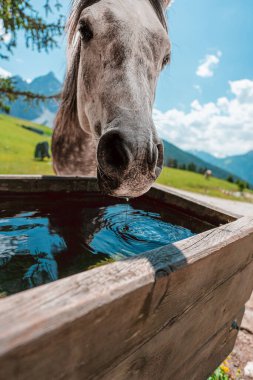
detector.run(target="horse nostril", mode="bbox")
[156,143,164,169]
[148,144,158,170]
[148,143,164,174]
[97,131,132,172]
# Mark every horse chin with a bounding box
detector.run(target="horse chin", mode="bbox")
[97,170,154,198]
[109,184,153,199]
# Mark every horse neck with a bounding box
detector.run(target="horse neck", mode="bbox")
[52,104,97,176]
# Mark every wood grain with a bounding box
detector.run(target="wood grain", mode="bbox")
[0,216,252,379]
[149,184,237,225]
[0,175,99,194]
[174,309,245,380]
[101,263,253,380]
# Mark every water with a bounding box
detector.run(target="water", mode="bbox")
[0,195,195,296]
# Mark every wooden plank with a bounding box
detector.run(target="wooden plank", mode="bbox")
[100,263,253,380]
[0,217,252,379]
[149,184,237,225]
[0,175,99,193]
[173,309,245,380]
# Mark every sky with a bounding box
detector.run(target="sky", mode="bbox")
[0,0,253,157]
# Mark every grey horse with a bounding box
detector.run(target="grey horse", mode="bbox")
[53,0,171,197]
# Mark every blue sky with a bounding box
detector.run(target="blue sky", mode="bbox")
[1,0,253,156]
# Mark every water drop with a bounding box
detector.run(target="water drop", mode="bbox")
[122,225,130,233]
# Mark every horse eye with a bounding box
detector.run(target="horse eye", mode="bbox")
[79,22,93,42]
[162,53,171,68]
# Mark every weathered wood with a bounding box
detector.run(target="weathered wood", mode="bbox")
[0,175,99,194]
[174,309,245,380]
[101,263,253,380]
[148,184,237,226]
[0,216,253,380]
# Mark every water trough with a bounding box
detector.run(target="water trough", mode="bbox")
[0,175,253,380]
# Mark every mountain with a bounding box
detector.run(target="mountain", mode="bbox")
[190,151,219,167]
[163,140,241,182]
[8,72,62,127]
[191,150,253,185]
[5,72,244,182]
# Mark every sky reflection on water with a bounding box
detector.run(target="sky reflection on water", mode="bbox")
[0,200,194,296]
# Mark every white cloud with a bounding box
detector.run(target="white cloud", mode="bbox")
[0,67,11,78]
[153,79,253,157]
[196,51,222,78]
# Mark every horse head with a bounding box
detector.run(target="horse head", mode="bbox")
[53,0,171,197]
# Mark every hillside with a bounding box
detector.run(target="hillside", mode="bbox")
[191,150,253,186]
[1,113,252,203]
[0,112,235,179]
[157,167,253,202]
[0,114,53,175]
[163,140,240,182]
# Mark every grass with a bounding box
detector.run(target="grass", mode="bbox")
[208,358,241,380]
[0,114,54,175]
[157,167,253,203]
[1,113,252,203]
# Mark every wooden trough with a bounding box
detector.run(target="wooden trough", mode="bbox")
[0,176,253,380]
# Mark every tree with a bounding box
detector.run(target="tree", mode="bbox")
[179,163,186,171]
[187,162,197,172]
[227,175,234,183]
[167,158,175,168]
[168,158,178,168]
[236,179,246,193]
[0,0,65,112]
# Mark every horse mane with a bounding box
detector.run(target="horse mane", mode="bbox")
[55,0,167,133]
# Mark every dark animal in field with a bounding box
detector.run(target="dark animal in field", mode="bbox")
[34,142,51,160]
[53,0,171,198]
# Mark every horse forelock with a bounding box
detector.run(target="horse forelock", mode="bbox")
[67,0,167,49]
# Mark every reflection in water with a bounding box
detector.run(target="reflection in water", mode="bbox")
[90,205,193,259]
[0,199,194,296]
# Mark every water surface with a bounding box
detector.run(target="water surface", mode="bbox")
[0,195,194,296]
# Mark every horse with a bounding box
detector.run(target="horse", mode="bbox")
[34,142,51,160]
[52,0,171,198]
[204,169,212,180]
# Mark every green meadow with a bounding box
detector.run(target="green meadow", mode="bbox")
[1,114,252,202]
[0,114,53,175]
[157,167,253,201]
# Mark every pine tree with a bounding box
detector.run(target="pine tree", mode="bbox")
[0,0,65,112]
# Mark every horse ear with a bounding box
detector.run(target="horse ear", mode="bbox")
[162,0,172,9]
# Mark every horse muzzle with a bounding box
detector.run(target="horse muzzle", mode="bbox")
[96,130,163,198]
